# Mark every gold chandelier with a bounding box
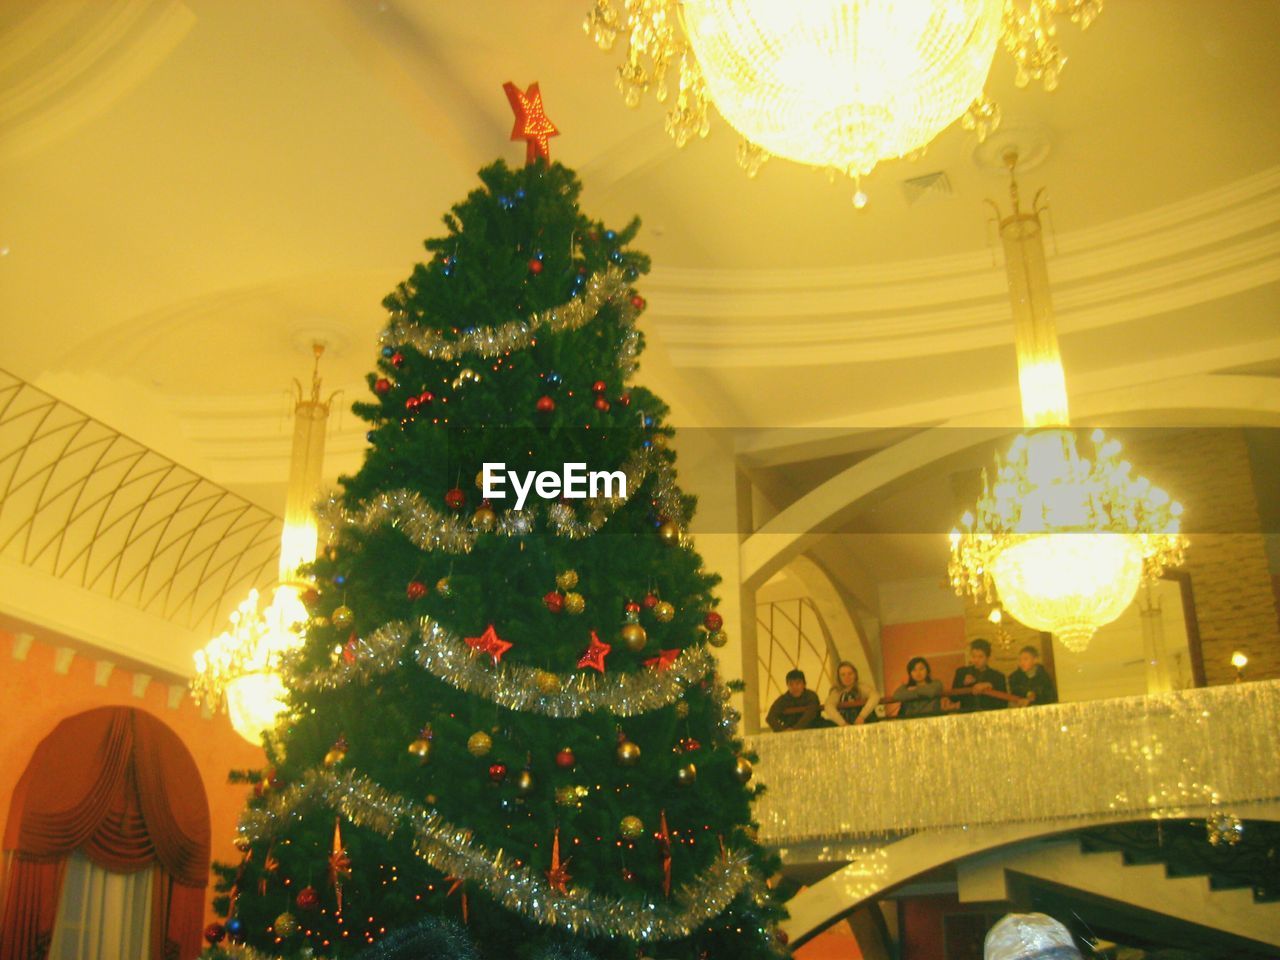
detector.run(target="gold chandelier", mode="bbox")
[191,345,334,744]
[585,0,1102,190]
[948,156,1186,652]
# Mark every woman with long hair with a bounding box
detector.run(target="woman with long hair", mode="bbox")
[824,660,881,726]
[891,656,946,718]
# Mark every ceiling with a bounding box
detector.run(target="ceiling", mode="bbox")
[2,0,1278,639]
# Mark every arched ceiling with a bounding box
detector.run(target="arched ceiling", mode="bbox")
[1,0,1277,594]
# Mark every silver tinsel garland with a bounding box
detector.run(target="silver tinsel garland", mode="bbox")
[239,768,760,941]
[287,616,716,720]
[382,267,642,377]
[315,447,683,555]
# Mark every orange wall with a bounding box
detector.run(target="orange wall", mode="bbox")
[793,925,864,959]
[0,629,264,927]
[880,616,967,703]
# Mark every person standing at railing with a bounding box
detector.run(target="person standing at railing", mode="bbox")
[824,660,881,726]
[951,638,1009,712]
[891,657,947,717]
[1007,644,1058,706]
[766,668,822,731]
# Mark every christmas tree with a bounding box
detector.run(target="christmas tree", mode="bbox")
[206,87,786,960]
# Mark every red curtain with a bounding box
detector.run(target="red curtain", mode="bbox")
[1,707,211,960]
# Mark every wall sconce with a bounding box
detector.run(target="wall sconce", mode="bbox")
[1231,650,1248,682]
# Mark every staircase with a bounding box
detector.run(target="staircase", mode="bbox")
[957,838,1280,955]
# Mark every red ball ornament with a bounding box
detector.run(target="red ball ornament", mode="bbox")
[619,393,631,406]
[555,747,576,770]
[683,737,701,752]
[536,395,556,413]
[776,930,790,946]
[374,378,391,395]
[624,600,642,615]
[630,295,646,309]
[543,591,565,613]
[204,923,226,945]
[295,886,319,911]
[528,258,544,275]
[406,581,428,600]
[642,593,659,609]
[391,352,404,367]
[592,380,607,394]
[419,390,434,405]
[489,762,509,784]
[405,396,420,411]
[301,587,320,608]
[620,867,636,882]
[704,611,724,632]
[444,488,466,510]
[593,397,610,412]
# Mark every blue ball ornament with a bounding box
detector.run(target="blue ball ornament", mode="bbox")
[226,917,244,937]
[604,229,617,241]
[546,372,562,387]
[381,346,394,358]
[333,574,346,586]
[515,188,526,200]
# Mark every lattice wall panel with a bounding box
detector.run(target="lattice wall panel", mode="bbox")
[0,370,282,631]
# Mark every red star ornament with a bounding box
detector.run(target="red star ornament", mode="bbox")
[544,826,573,895]
[644,648,680,672]
[466,624,513,665]
[503,81,559,164]
[577,630,611,673]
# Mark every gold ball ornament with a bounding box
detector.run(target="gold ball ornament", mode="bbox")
[407,737,431,764]
[706,630,729,648]
[533,670,561,696]
[467,731,493,757]
[436,577,452,597]
[620,622,647,653]
[331,605,354,629]
[733,756,754,784]
[323,745,346,767]
[653,600,675,623]
[616,739,641,766]
[619,815,645,840]
[475,470,486,489]
[674,701,690,719]
[675,763,697,787]
[556,569,579,591]
[473,506,497,531]
[274,912,298,938]
[563,592,585,615]
[555,785,587,808]
[657,521,679,546]
[514,769,536,796]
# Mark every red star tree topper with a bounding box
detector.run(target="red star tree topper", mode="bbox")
[503,81,559,164]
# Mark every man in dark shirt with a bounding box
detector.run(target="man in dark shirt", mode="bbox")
[951,638,1008,711]
[1008,644,1058,705]
[766,669,821,731]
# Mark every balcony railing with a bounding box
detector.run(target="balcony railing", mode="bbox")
[748,680,1280,846]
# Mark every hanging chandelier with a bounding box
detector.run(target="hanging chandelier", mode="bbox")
[191,345,334,744]
[585,0,1102,191]
[948,155,1186,652]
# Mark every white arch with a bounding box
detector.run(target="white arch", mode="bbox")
[742,375,1280,589]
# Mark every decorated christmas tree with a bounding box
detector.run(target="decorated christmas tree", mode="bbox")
[206,86,786,960]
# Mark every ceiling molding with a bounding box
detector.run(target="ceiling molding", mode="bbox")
[0,0,195,161]
[643,167,1280,366]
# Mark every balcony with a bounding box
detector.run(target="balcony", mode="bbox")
[750,680,1280,847]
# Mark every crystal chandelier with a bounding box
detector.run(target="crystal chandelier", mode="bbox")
[948,156,1187,652]
[585,0,1102,189]
[191,345,333,743]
